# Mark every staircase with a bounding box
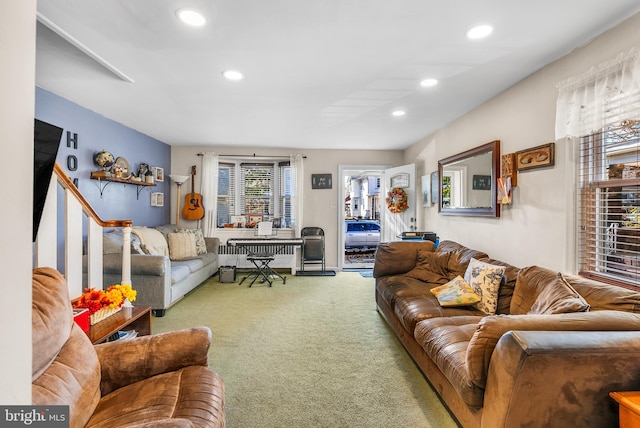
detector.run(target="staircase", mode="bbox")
[33,163,132,298]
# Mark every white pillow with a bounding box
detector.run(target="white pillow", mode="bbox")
[167,232,198,260]
[464,258,505,315]
[132,226,169,257]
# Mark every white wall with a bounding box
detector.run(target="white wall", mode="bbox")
[171,146,403,268]
[406,12,640,272]
[0,0,37,403]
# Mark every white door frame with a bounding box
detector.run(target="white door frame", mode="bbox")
[338,164,390,271]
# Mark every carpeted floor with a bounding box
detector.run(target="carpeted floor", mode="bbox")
[152,272,457,428]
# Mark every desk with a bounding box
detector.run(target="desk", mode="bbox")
[610,391,640,427]
[227,238,303,286]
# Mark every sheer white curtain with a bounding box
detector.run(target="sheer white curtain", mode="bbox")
[556,49,640,139]
[200,152,219,237]
[290,154,304,237]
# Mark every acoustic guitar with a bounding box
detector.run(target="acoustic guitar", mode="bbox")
[182,165,205,220]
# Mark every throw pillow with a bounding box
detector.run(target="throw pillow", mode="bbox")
[464,258,505,315]
[405,250,451,284]
[103,230,144,255]
[528,273,590,315]
[178,228,207,255]
[132,226,170,257]
[167,232,198,260]
[430,276,481,307]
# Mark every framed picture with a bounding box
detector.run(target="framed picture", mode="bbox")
[311,173,332,189]
[472,175,492,190]
[430,171,439,205]
[501,153,518,186]
[152,166,164,182]
[516,142,555,171]
[421,175,431,207]
[247,214,263,226]
[230,215,246,227]
[150,192,164,207]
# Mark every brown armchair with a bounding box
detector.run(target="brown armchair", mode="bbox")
[32,267,225,428]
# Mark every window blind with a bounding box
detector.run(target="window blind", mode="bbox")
[217,162,235,227]
[578,119,640,285]
[240,163,274,219]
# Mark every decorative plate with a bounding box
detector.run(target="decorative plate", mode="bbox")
[113,157,131,179]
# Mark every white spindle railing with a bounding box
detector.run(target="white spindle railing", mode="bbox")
[34,163,132,299]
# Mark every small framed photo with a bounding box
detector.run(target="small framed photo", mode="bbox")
[516,142,555,171]
[152,166,164,182]
[151,192,164,207]
[311,173,332,189]
[472,175,492,190]
[247,214,263,226]
[230,215,246,227]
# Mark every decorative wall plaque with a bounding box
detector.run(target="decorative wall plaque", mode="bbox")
[311,174,332,189]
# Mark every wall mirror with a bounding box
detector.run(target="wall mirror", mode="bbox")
[438,140,500,217]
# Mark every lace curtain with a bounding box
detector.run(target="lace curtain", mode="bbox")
[200,152,218,237]
[555,49,640,139]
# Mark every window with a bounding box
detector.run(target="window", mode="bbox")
[579,122,640,284]
[215,159,293,228]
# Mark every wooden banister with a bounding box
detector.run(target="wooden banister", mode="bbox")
[53,163,132,227]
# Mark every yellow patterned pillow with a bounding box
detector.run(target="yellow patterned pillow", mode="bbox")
[430,276,481,307]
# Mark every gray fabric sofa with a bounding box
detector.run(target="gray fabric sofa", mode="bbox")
[92,224,219,316]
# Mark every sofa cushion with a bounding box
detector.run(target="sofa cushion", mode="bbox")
[405,250,450,284]
[376,276,434,310]
[414,316,486,407]
[103,229,144,255]
[178,228,207,255]
[85,365,225,428]
[373,241,435,277]
[464,258,505,315]
[562,273,640,313]
[133,226,170,257]
[171,265,191,285]
[466,311,640,389]
[394,294,485,335]
[172,257,206,274]
[510,266,558,315]
[168,232,198,261]
[528,273,590,315]
[431,276,480,307]
[435,240,489,279]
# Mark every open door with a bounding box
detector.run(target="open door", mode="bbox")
[381,164,416,243]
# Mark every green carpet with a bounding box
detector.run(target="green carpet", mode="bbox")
[152,272,457,428]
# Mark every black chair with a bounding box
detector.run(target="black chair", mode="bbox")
[300,227,326,272]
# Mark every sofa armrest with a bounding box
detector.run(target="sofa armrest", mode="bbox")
[95,326,211,395]
[102,253,169,276]
[482,330,640,428]
[205,237,220,255]
[373,241,434,278]
[467,310,640,389]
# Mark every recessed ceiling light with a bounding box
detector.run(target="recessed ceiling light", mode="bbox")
[222,70,244,81]
[466,24,493,40]
[420,78,438,88]
[392,110,406,117]
[177,9,206,27]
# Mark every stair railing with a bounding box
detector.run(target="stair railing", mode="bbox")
[34,163,132,298]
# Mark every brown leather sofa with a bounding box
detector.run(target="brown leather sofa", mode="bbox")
[32,267,225,428]
[374,240,640,428]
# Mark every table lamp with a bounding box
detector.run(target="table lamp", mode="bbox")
[169,174,190,225]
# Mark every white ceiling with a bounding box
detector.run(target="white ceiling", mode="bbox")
[35,1,640,151]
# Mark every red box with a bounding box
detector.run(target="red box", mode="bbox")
[73,308,90,333]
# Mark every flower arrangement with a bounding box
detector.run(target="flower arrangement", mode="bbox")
[386,187,408,213]
[74,284,137,316]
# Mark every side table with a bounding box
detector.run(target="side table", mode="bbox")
[87,306,152,344]
[610,391,640,427]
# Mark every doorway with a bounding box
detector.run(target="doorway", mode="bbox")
[339,165,387,270]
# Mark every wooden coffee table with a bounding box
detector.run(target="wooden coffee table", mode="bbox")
[87,306,151,344]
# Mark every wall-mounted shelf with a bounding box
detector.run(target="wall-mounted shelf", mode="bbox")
[90,172,156,199]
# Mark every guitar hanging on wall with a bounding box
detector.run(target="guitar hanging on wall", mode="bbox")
[182,165,205,220]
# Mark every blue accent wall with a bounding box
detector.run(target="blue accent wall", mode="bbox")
[35,87,171,227]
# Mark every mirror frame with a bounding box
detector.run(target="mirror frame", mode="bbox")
[438,140,501,218]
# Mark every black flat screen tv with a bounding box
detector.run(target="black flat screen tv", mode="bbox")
[33,119,63,242]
